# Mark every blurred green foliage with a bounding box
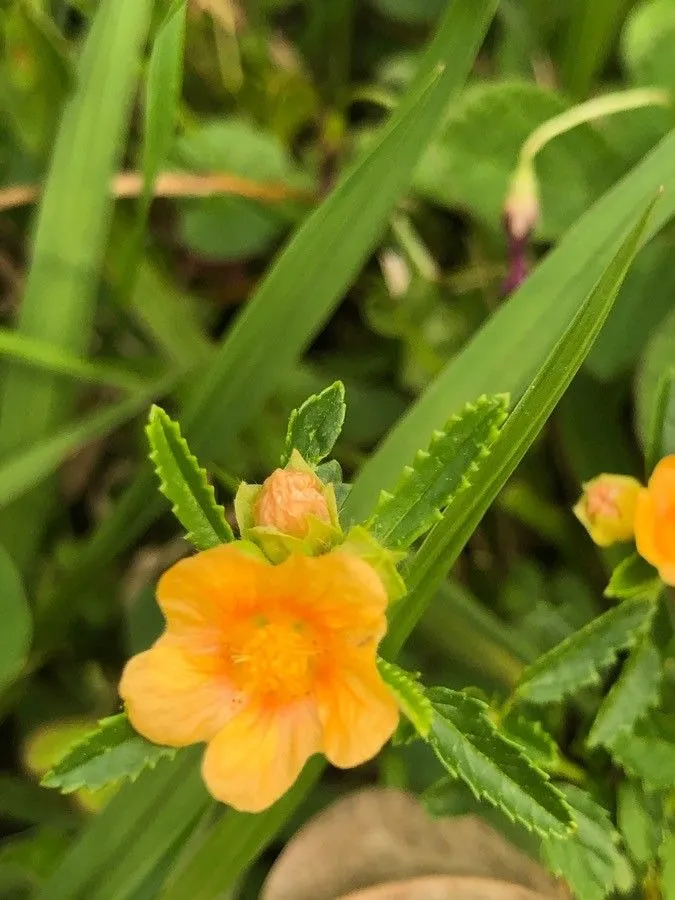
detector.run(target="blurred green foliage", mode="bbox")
[1,1,675,898]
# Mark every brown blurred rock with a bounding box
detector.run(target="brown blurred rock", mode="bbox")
[262,788,567,900]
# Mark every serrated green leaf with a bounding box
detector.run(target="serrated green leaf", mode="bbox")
[282,381,346,466]
[646,367,675,474]
[516,596,655,705]
[587,634,663,749]
[617,780,663,868]
[542,785,634,900]
[605,553,661,601]
[501,712,561,772]
[660,831,675,900]
[427,687,572,838]
[377,659,432,738]
[42,714,177,794]
[610,712,675,790]
[146,405,233,550]
[367,394,509,549]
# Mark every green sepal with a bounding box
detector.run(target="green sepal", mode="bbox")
[146,405,233,550]
[515,595,655,705]
[367,394,509,549]
[315,459,351,509]
[340,525,407,603]
[605,553,661,601]
[41,713,177,794]
[427,687,573,838]
[282,381,346,466]
[377,659,432,738]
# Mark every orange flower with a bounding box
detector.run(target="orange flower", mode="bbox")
[573,474,641,547]
[635,455,675,586]
[119,544,398,812]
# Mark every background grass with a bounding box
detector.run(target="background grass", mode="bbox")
[1,1,675,898]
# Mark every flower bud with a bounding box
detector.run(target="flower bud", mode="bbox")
[573,474,641,547]
[234,450,342,563]
[503,159,540,244]
[254,467,330,538]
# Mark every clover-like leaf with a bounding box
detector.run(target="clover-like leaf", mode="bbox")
[541,785,634,900]
[42,714,177,794]
[377,659,432,738]
[147,405,233,549]
[367,394,509,549]
[587,634,662,750]
[427,687,572,838]
[516,596,655,705]
[282,381,346,467]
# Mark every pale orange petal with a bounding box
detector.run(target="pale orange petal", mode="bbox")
[281,552,388,643]
[649,454,675,493]
[316,651,399,769]
[635,488,659,565]
[201,700,321,812]
[120,640,243,746]
[157,544,268,636]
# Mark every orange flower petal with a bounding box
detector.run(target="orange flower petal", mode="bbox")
[157,544,267,636]
[635,457,675,585]
[282,552,389,643]
[316,650,399,769]
[635,488,659,564]
[120,640,243,747]
[201,700,321,812]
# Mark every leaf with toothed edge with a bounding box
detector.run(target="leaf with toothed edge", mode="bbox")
[515,595,656,705]
[366,394,509,549]
[377,658,432,738]
[282,381,346,467]
[587,633,663,750]
[41,714,177,794]
[146,405,233,550]
[427,687,573,838]
[541,784,634,900]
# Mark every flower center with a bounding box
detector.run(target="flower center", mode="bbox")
[228,617,319,702]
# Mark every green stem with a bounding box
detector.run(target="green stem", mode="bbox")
[521,88,671,164]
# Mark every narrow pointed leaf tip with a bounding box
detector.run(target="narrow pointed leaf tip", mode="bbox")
[427,687,573,838]
[377,658,432,738]
[515,595,655,705]
[41,713,177,794]
[282,381,346,467]
[367,394,509,549]
[146,404,233,549]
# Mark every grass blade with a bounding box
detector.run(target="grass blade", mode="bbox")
[381,193,658,658]
[0,0,153,567]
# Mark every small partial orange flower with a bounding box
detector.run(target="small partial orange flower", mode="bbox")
[255,467,330,537]
[119,544,398,812]
[573,474,641,547]
[635,455,675,586]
